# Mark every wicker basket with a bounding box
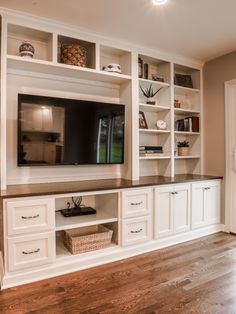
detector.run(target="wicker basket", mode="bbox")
[63,225,113,254]
[61,44,87,67]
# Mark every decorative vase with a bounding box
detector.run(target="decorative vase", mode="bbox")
[19,41,35,58]
[178,147,189,156]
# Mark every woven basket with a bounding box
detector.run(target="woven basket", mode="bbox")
[63,225,113,254]
[61,44,87,67]
[178,147,189,156]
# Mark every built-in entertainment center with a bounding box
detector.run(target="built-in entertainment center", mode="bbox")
[0,8,223,289]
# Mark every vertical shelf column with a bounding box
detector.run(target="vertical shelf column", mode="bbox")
[0,16,7,189]
[170,62,175,177]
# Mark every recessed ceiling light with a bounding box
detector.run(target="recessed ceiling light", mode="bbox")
[152,0,168,5]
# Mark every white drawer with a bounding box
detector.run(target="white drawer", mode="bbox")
[121,188,152,218]
[7,232,55,272]
[121,216,152,246]
[6,198,55,235]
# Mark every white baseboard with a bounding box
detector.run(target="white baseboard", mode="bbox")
[1,224,224,289]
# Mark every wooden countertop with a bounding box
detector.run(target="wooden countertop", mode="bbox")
[0,174,222,199]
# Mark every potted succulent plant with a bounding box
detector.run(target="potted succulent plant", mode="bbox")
[140,84,162,105]
[177,141,190,156]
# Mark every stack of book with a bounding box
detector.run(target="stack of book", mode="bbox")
[175,116,199,132]
[139,146,164,157]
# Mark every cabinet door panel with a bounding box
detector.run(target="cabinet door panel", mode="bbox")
[205,181,220,225]
[174,184,190,233]
[154,186,173,239]
[191,183,205,229]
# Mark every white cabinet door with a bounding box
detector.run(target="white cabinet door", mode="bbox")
[191,182,205,229]
[154,185,173,239]
[191,180,221,229]
[205,180,221,225]
[173,184,190,233]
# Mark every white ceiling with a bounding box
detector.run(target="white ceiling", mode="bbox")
[1,0,236,62]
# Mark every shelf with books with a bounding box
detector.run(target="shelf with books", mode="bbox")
[138,55,171,83]
[175,116,199,133]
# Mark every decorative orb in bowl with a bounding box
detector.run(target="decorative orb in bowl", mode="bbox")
[102,63,121,74]
[19,42,35,58]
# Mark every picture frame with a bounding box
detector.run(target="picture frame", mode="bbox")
[174,74,193,88]
[139,111,148,129]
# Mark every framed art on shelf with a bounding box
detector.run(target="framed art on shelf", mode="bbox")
[139,111,148,129]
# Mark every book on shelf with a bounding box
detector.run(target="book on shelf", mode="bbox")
[175,116,199,132]
[140,150,163,153]
[139,146,163,150]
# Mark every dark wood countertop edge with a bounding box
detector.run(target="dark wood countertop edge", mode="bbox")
[0,175,223,199]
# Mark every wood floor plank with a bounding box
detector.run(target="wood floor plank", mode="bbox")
[1,232,236,313]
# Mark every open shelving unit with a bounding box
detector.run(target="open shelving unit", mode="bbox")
[0,10,203,189]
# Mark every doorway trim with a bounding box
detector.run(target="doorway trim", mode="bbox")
[225,79,236,233]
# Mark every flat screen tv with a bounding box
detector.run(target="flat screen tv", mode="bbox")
[17,94,125,166]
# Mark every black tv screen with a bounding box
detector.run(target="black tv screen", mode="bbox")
[18,94,125,166]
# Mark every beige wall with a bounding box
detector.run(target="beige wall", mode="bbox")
[203,51,236,176]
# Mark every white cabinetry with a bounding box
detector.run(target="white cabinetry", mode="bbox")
[154,184,190,239]
[4,197,55,272]
[191,180,220,229]
[121,188,153,246]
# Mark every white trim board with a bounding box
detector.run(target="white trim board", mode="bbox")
[224,79,236,233]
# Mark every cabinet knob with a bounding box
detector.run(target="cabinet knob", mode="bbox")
[130,228,143,234]
[171,192,175,195]
[21,214,40,219]
[22,248,40,255]
[130,201,143,206]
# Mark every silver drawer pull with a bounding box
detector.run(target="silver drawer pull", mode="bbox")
[130,201,143,206]
[171,192,175,195]
[22,248,40,255]
[21,214,40,219]
[204,187,210,190]
[130,228,143,234]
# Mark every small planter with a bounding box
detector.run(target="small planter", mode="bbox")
[178,147,189,156]
[146,98,156,105]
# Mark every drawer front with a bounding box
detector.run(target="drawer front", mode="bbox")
[121,216,152,246]
[6,198,55,235]
[122,188,152,219]
[7,232,55,272]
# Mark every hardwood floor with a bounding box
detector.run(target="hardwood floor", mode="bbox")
[1,232,236,313]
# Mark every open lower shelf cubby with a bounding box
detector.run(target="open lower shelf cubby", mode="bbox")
[139,158,171,177]
[55,192,119,231]
[56,221,119,259]
[7,24,53,61]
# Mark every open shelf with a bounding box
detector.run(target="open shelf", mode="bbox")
[139,103,170,112]
[100,45,131,75]
[58,35,96,69]
[174,85,200,95]
[174,108,200,115]
[7,55,132,84]
[138,54,171,83]
[7,24,53,61]
[175,156,200,159]
[175,131,200,135]
[139,129,170,134]
[139,156,171,160]
[139,78,170,88]
[55,211,118,231]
